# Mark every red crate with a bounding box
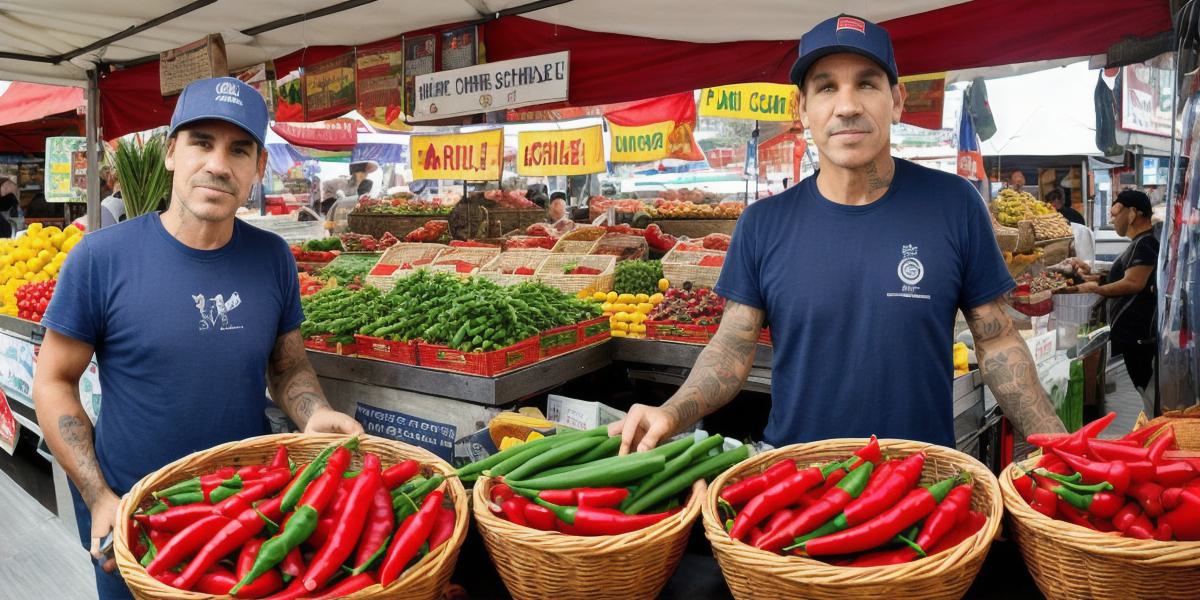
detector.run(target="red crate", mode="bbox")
[577,316,611,346]
[303,334,358,355]
[417,335,541,377]
[645,320,712,344]
[758,328,772,346]
[353,335,419,365]
[540,324,582,358]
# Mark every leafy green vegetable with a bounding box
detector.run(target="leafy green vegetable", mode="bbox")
[613,260,663,296]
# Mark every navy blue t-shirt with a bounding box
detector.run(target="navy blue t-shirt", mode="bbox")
[715,159,1013,447]
[43,212,304,492]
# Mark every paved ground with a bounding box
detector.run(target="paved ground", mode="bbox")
[0,362,1155,599]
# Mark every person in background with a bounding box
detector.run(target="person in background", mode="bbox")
[346,161,377,197]
[1046,188,1085,225]
[0,177,19,237]
[1007,169,1027,190]
[1063,190,1159,405]
[546,195,574,234]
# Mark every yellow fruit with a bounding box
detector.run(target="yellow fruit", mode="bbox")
[630,312,646,324]
[499,436,524,451]
[630,323,647,334]
[13,248,32,262]
[617,293,636,304]
[26,223,42,234]
[601,302,614,313]
[36,249,52,261]
[61,236,79,253]
[610,329,628,338]
[614,311,631,323]
[43,264,58,276]
[525,431,545,442]
[658,279,670,292]
[635,293,650,303]
[26,258,43,272]
[606,291,618,303]
[31,272,49,282]
[636,303,654,314]
[592,291,608,302]
[649,293,664,305]
[65,225,81,238]
[613,321,630,332]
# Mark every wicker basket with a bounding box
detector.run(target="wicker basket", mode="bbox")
[478,251,551,286]
[114,434,469,600]
[535,254,616,296]
[426,246,502,276]
[662,245,725,289]
[472,475,704,600]
[1135,405,1200,450]
[1000,457,1200,600]
[551,237,599,254]
[703,439,1002,600]
[363,243,447,291]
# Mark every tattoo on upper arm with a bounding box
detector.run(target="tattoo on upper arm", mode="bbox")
[663,301,763,426]
[965,300,1008,342]
[58,415,106,505]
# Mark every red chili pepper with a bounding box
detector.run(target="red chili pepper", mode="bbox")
[719,459,798,506]
[214,468,292,519]
[352,485,395,569]
[577,487,631,509]
[379,490,444,585]
[1154,461,1197,487]
[535,498,675,536]
[236,464,269,481]
[800,475,960,556]
[127,519,147,559]
[1012,472,1036,503]
[1052,486,1124,519]
[754,462,875,553]
[171,496,285,590]
[1154,521,1174,541]
[327,478,353,519]
[147,528,174,552]
[490,483,514,504]
[848,435,882,470]
[1163,487,1186,511]
[430,506,456,549]
[270,444,289,470]
[193,565,240,595]
[136,503,218,533]
[764,509,796,534]
[537,489,577,505]
[927,510,987,555]
[307,517,335,549]
[146,514,231,576]
[263,575,309,600]
[915,484,973,551]
[1129,480,1166,517]
[1029,486,1059,519]
[842,452,926,527]
[1087,439,1151,463]
[1057,500,1097,530]
[1052,450,1131,495]
[233,539,285,598]
[280,547,304,581]
[1165,450,1200,472]
[1160,488,1200,540]
[1112,502,1143,532]
[749,527,766,546]
[1027,412,1116,454]
[1148,427,1177,464]
[1126,513,1155,539]
[302,453,382,592]
[306,572,376,599]
[729,462,839,540]
[501,497,530,526]
[1035,452,1071,475]
[1121,421,1168,446]
[1092,517,1117,533]
[381,459,419,489]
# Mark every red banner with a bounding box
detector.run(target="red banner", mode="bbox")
[271,118,358,151]
[604,92,703,161]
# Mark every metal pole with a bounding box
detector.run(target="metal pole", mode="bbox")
[85,69,101,232]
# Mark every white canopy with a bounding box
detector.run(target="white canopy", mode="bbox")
[979,61,1103,157]
[0,0,965,85]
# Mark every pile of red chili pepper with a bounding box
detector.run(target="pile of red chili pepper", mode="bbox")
[1015,412,1200,541]
[130,437,457,598]
[459,426,750,536]
[719,436,988,567]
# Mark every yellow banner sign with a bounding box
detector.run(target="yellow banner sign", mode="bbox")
[410,129,504,181]
[517,125,605,176]
[698,83,800,121]
[608,120,674,163]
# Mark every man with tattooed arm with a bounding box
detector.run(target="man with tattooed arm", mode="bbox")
[612,16,1065,453]
[33,77,362,599]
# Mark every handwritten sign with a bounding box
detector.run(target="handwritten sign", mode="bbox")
[698,83,800,121]
[356,41,406,130]
[607,120,674,163]
[159,34,228,96]
[403,34,437,117]
[305,52,357,121]
[410,129,504,181]
[44,137,86,203]
[517,125,605,176]
[412,51,569,122]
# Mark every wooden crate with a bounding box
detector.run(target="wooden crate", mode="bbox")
[535,254,616,296]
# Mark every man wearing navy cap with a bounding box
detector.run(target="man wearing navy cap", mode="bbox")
[34,77,362,598]
[614,15,1065,454]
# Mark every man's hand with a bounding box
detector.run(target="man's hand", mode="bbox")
[303,407,364,435]
[608,405,678,455]
[1074,281,1100,294]
[88,490,120,573]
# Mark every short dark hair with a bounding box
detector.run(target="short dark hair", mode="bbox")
[1114,189,1152,217]
[550,191,567,202]
[1045,189,1062,203]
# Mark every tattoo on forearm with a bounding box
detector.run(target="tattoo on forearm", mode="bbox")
[663,301,762,427]
[58,415,107,506]
[269,331,331,427]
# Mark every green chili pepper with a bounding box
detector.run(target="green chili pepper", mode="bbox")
[506,452,667,490]
[393,475,444,518]
[621,435,723,511]
[623,444,750,515]
[504,436,607,481]
[537,435,696,479]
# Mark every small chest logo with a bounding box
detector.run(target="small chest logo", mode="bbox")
[897,244,925,285]
[193,292,244,332]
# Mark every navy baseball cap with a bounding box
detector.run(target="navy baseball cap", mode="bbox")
[790,14,899,88]
[1114,190,1152,216]
[168,77,268,147]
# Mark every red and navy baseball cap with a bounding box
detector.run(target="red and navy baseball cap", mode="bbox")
[168,77,268,147]
[789,14,899,88]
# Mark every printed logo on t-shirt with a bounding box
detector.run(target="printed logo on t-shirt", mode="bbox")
[192,292,244,332]
[887,244,931,300]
